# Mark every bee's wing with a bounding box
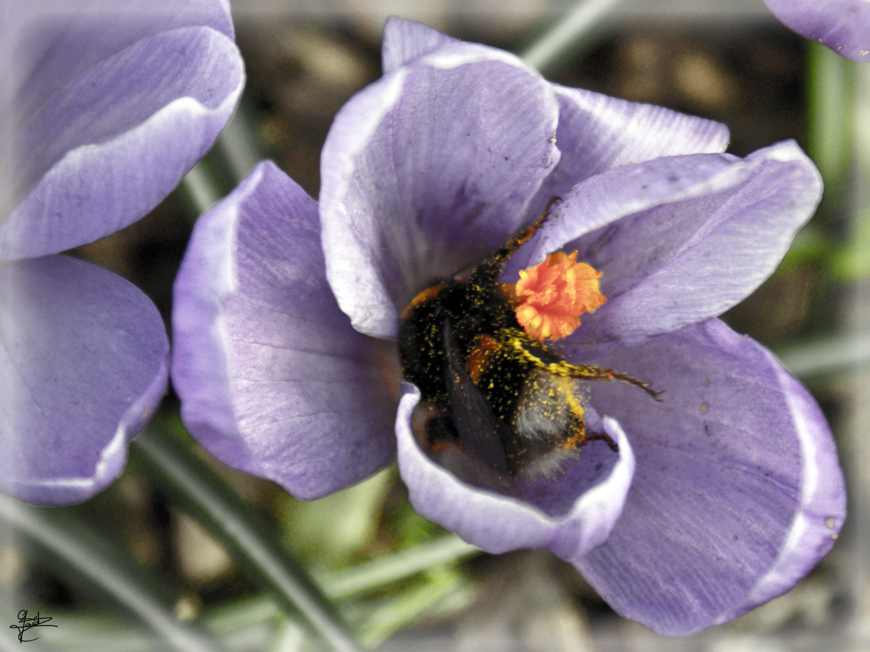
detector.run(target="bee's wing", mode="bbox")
[443,320,511,477]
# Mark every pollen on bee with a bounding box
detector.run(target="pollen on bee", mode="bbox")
[504,251,607,343]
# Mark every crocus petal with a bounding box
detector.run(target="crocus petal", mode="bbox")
[2,0,233,123]
[521,83,729,222]
[764,0,870,62]
[1,19,244,259]
[320,40,560,339]
[573,319,845,635]
[381,16,458,74]
[0,255,169,506]
[396,384,635,562]
[381,17,730,206]
[515,140,821,354]
[172,161,398,500]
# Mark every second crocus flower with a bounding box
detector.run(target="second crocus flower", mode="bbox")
[1,0,244,505]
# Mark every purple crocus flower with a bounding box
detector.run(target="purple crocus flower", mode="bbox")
[764,0,870,61]
[1,0,244,505]
[172,18,846,635]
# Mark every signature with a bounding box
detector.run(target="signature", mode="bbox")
[9,610,57,644]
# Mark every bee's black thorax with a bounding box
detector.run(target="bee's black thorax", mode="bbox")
[398,253,515,397]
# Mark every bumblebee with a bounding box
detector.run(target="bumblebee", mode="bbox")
[398,203,659,483]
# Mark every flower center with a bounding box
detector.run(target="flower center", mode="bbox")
[504,251,606,343]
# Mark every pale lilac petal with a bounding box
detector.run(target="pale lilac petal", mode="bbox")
[396,384,635,562]
[764,0,870,62]
[510,140,822,354]
[524,84,729,219]
[714,362,847,626]
[381,16,457,74]
[320,41,560,339]
[172,161,398,500]
[2,22,244,259]
[574,320,845,635]
[0,255,169,506]
[2,0,233,119]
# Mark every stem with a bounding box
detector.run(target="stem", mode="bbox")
[177,98,266,220]
[519,0,635,75]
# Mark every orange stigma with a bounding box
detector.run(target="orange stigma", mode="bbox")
[506,251,606,343]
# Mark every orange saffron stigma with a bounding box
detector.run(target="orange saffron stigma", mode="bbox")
[506,251,606,343]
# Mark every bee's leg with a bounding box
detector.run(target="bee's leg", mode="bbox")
[490,196,561,267]
[562,416,619,454]
[587,430,619,453]
[554,361,663,401]
[468,197,562,292]
[506,334,662,401]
